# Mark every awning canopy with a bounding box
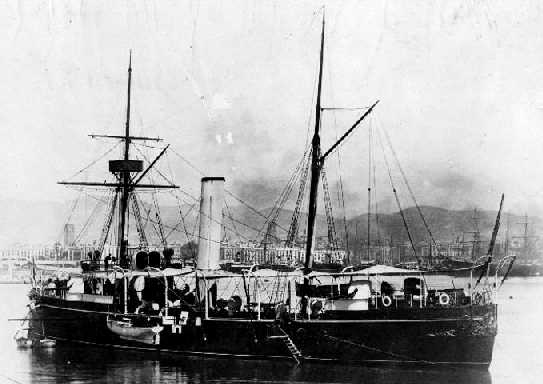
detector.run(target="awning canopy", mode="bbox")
[36,264,423,281]
[354,265,422,276]
[36,266,195,279]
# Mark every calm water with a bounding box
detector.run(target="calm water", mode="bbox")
[0,278,541,384]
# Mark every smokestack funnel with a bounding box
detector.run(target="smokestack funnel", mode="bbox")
[196,177,225,270]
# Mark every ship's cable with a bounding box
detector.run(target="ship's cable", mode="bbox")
[381,124,441,259]
[325,65,350,259]
[65,142,121,181]
[376,126,420,266]
[322,333,437,365]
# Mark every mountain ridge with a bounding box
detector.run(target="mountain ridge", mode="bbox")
[0,198,538,250]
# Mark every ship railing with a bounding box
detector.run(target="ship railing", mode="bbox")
[42,286,69,299]
[464,255,514,305]
[293,280,478,316]
[80,259,121,273]
[494,255,516,283]
[491,255,516,302]
[196,265,292,321]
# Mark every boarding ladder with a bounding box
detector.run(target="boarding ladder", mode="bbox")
[268,325,303,364]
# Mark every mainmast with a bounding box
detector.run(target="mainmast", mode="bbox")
[367,124,371,263]
[118,52,133,267]
[304,16,326,274]
[303,15,379,274]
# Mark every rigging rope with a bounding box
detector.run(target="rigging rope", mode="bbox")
[81,190,223,246]
[224,199,243,242]
[97,189,119,253]
[227,189,289,234]
[133,145,178,187]
[367,120,373,262]
[65,191,82,226]
[285,149,312,247]
[260,147,311,245]
[163,150,194,244]
[191,210,200,246]
[372,137,381,246]
[376,128,420,266]
[167,187,265,239]
[72,196,105,245]
[142,143,325,247]
[321,165,338,250]
[325,68,350,259]
[131,192,149,248]
[321,106,371,111]
[65,142,121,181]
[132,145,168,245]
[155,144,295,240]
[168,146,205,176]
[381,126,441,257]
[322,333,436,365]
[370,119,382,249]
[164,201,197,243]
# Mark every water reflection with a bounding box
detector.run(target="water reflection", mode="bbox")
[25,344,491,384]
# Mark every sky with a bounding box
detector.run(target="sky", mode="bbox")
[1,0,543,217]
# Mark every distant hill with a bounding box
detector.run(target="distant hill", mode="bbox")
[221,204,541,249]
[0,198,539,252]
[344,206,540,253]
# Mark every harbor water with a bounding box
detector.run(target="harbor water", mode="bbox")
[0,278,541,384]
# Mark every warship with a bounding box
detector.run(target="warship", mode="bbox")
[27,17,510,368]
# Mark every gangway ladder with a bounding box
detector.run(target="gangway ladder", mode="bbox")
[268,325,303,365]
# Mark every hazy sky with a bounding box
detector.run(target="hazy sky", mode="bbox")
[1,0,543,216]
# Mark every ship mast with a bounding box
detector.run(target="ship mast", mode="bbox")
[303,15,379,274]
[304,16,326,274]
[118,52,133,266]
[58,52,179,268]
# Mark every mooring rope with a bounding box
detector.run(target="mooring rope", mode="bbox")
[321,333,436,365]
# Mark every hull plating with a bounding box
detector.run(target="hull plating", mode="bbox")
[29,297,496,368]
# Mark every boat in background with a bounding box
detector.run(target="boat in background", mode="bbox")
[14,328,32,348]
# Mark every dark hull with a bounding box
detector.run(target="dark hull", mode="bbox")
[495,263,543,277]
[425,263,486,278]
[30,296,496,368]
[428,262,543,278]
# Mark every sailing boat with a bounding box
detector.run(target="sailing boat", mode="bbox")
[499,214,542,277]
[28,17,508,368]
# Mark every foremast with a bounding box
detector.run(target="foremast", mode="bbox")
[58,52,179,268]
[118,51,133,267]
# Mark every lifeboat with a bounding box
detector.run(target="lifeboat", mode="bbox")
[38,338,56,348]
[106,316,163,345]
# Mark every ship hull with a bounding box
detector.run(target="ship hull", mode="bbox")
[29,296,496,368]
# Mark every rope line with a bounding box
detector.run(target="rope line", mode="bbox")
[376,127,420,266]
[381,127,440,255]
[322,333,436,365]
[65,142,121,181]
